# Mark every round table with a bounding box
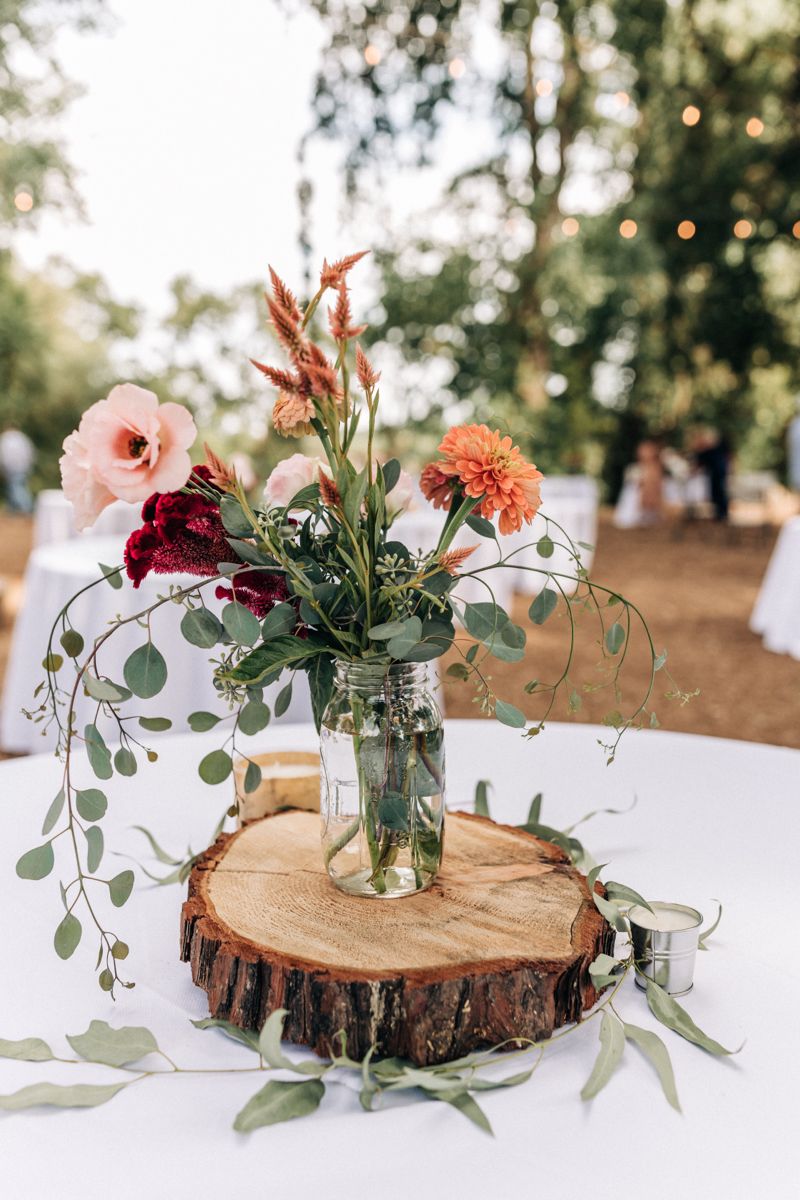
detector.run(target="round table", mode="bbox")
[33,490,144,548]
[0,720,795,1199]
[0,535,313,753]
[750,515,800,659]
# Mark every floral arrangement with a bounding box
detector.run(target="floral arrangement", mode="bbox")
[17,251,674,990]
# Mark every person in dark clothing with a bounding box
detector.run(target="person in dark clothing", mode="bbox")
[695,428,731,521]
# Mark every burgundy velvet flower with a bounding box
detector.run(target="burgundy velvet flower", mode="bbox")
[214,570,290,620]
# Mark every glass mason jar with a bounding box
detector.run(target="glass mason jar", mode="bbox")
[320,661,445,898]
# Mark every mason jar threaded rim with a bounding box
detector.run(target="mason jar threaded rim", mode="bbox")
[333,660,431,694]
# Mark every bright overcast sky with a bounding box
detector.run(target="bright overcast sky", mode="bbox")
[15,0,341,312]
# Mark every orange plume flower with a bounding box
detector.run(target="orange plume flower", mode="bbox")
[329,282,367,341]
[425,424,544,535]
[202,444,237,492]
[320,250,369,291]
[355,343,380,390]
[268,266,302,324]
[318,471,341,507]
[439,544,478,575]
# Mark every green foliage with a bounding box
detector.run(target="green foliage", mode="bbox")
[181,608,224,649]
[67,1021,159,1068]
[75,788,107,822]
[233,1079,326,1132]
[581,1010,626,1101]
[198,749,233,785]
[41,788,66,837]
[108,870,134,908]
[124,644,168,699]
[53,913,82,960]
[15,843,54,880]
[0,1081,127,1112]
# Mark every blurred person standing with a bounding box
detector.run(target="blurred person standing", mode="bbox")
[0,426,35,513]
[787,401,800,491]
[694,427,731,522]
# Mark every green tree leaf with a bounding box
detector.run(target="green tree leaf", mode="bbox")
[244,760,262,793]
[274,681,293,717]
[261,603,297,639]
[226,634,330,687]
[386,616,423,659]
[0,1037,53,1062]
[188,710,222,732]
[367,619,407,640]
[580,1009,626,1100]
[645,979,739,1055]
[593,891,629,932]
[114,747,137,777]
[465,513,497,539]
[233,1078,325,1132]
[75,788,107,823]
[495,700,526,728]
[0,1081,127,1111]
[84,825,104,873]
[623,1022,681,1112]
[41,788,66,835]
[16,842,54,880]
[54,912,82,959]
[220,495,254,536]
[181,607,224,649]
[138,716,172,732]
[199,749,233,785]
[605,623,626,655]
[381,458,401,493]
[84,723,113,780]
[124,643,168,699]
[67,1020,158,1067]
[605,881,654,913]
[131,825,183,866]
[99,562,123,589]
[529,587,558,625]
[84,675,130,703]
[108,870,135,908]
[222,601,261,646]
[463,601,507,641]
[537,535,554,558]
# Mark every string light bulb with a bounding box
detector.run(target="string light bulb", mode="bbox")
[14,190,33,213]
[448,57,465,79]
[677,220,696,240]
[746,117,764,138]
[561,217,580,237]
[682,105,701,127]
[733,219,753,239]
[535,79,553,97]
[615,91,630,106]
[619,219,638,239]
[792,221,800,239]
[364,44,381,66]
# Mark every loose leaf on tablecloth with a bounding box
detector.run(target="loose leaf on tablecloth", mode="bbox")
[645,980,740,1056]
[623,1022,681,1113]
[561,796,637,834]
[605,882,654,914]
[123,642,168,699]
[474,780,491,817]
[233,1078,325,1132]
[131,825,184,866]
[433,1089,494,1135]
[15,843,54,880]
[0,1037,53,1062]
[191,1017,261,1053]
[0,1081,128,1111]
[698,901,723,951]
[258,1010,325,1077]
[75,787,107,823]
[580,1009,625,1101]
[67,1020,159,1068]
[53,913,82,959]
[108,870,135,908]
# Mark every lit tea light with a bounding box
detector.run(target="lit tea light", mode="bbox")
[629,902,703,996]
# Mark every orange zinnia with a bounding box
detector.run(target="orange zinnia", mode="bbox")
[272,391,315,438]
[429,424,544,535]
[419,462,454,511]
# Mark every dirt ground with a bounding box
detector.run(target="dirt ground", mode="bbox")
[1,512,798,751]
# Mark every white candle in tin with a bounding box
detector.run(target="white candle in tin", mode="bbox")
[629,902,702,933]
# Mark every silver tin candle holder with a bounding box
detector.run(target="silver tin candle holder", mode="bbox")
[629,902,703,996]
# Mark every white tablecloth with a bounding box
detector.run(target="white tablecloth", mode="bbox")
[0,535,312,753]
[750,516,800,659]
[33,490,144,548]
[0,720,795,1199]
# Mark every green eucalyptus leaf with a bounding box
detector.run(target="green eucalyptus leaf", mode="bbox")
[238,701,271,736]
[54,912,82,959]
[580,1009,625,1100]
[605,881,654,913]
[645,979,739,1055]
[433,1089,494,1135]
[188,710,222,732]
[138,716,172,732]
[220,495,253,536]
[698,901,723,950]
[465,513,497,539]
[0,1037,53,1062]
[181,607,224,649]
[60,629,85,658]
[191,1018,260,1052]
[114,747,137,777]
[537,534,554,558]
[99,562,123,589]
[67,1021,159,1067]
[367,619,408,640]
[84,675,130,703]
[233,1078,325,1132]
[84,723,113,780]
[257,1010,325,1076]
[84,825,104,873]
[244,760,263,793]
[124,643,167,699]
[623,1022,681,1112]
[111,940,129,960]
[41,788,66,836]
[446,662,470,680]
[98,969,114,992]
[0,1081,127,1111]
[529,587,558,625]
[463,601,507,641]
[495,700,526,729]
[386,616,423,659]
[274,681,293,717]
[526,793,542,824]
[199,749,233,785]
[605,623,626,655]
[381,458,401,493]
[108,870,135,907]
[261,603,297,639]
[16,842,54,880]
[222,601,261,646]
[131,824,183,866]
[593,892,629,932]
[474,780,491,817]
[75,788,107,822]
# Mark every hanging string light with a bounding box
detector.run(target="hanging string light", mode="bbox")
[364,44,381,66]
[535,79,553,97]
[448,58,465,79]
[746,117,764,138]
[14,189,34,213]
[561,217,580,237]
[677,220,696,239]
[733,219,753,238]
[619,219,638,239]
[682,105,701,126]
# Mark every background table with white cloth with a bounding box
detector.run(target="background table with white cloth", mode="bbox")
[0,535,313,753]
[0,720,795,1200]
[32,490,144,548]
[749,515,800,659]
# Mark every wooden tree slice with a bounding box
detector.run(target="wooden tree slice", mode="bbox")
[180,810,612,1066]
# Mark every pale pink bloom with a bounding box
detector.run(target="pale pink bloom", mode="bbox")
[60,384,197,530]
[386,468,416,519]
[263,454,330,510]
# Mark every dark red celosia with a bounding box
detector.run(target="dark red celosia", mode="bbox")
[214,571,290,620]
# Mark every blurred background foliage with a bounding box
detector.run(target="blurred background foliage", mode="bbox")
[2,0,800,493]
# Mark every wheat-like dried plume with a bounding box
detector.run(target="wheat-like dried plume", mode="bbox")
[355,343,380,390]
[320,250,369,290]
[438,544,478,575]
[328,281,368,342]
[268,266,302,324]
[267,296,305,357]
[304,341,341,399]
[317,471,341,507]
[203,444,237,492]
[250,360,306,394]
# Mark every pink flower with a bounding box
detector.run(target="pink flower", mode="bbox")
[263,454,330,510]
[60,384,197,530]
